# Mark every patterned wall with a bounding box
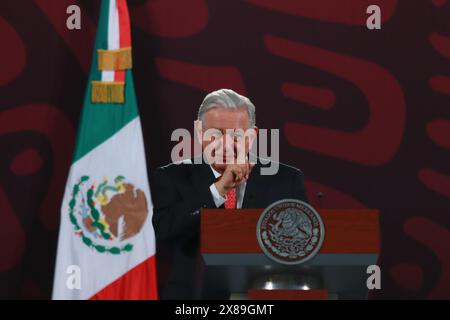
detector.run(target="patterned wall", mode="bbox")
[0,0,449,299]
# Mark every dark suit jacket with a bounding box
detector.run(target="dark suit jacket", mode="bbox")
[150,159,308,299]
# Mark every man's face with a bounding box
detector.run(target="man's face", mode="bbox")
[196,106,256,173]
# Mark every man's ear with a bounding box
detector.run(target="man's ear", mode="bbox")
[246,126,258,153]
[194,120,203,145]
[249,126,258,145]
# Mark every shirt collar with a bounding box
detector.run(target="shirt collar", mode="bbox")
[209,165,222,178]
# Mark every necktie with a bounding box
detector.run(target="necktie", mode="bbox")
[225,189,236,209]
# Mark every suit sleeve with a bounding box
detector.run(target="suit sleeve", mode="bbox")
[292,169,309,204]
[151,167,216,242]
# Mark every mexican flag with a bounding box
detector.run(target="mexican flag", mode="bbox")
[52,0,158,300]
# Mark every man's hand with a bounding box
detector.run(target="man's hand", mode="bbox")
[214,162,255,197]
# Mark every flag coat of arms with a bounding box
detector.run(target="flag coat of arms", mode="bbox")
[52,0,158,300]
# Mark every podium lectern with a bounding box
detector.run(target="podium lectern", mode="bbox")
[200,209,380,300]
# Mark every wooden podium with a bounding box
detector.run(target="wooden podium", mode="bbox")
[200,208,380,300]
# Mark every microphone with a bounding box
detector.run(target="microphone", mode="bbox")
[316,192,324,209]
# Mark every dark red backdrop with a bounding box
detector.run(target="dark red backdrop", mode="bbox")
[0,0,449,299]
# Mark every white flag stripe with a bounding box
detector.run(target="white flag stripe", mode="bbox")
[102,0,119,82]
[52,118,155,300]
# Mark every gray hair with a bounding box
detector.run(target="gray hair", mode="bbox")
[198,89,256,127]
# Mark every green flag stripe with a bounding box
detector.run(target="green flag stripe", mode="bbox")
[73,0,139,163]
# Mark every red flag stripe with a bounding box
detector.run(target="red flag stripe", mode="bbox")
[114,0,131,82]
[89,255,158,300]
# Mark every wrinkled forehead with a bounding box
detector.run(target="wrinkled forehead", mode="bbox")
[201,106,250,130]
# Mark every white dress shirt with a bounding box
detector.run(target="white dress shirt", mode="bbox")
[209,166,246,209]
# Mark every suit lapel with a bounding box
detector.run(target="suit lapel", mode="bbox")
[242,162,266,208]
[190,160,216,194]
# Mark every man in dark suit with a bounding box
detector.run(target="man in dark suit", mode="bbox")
[151,89,308,299]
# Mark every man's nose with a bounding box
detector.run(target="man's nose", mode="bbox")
[222,133,235,155]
